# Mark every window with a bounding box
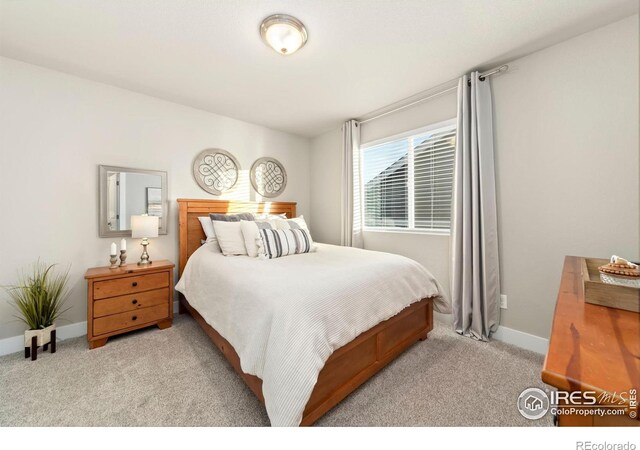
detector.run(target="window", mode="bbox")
[361,119,456,233]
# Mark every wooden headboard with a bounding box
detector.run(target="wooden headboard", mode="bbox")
[177,199,297,275]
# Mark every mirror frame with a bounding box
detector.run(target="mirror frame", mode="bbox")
[99,165,168,238]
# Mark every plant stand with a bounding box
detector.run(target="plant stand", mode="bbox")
[24,328,56,361]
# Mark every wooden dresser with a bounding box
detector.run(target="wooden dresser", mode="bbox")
[85,260,174,349]
[542,256,639,426]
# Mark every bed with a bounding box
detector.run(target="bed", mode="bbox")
[175,199,448,426]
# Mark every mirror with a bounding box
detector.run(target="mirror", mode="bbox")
[99,165,168,237]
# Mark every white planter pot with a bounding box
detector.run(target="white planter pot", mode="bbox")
[24,324,56,347]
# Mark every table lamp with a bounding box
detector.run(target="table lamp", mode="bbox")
[131,215,159,265]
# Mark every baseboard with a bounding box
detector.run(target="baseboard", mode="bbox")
[492,326,549,355]
[433,312,548,355]
[0,300,182,357]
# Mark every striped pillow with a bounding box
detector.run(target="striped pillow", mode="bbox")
[258,228,313,259]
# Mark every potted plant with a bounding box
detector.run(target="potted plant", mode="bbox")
[3,262,71,359]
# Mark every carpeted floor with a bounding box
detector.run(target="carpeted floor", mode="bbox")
[0,315,552,427]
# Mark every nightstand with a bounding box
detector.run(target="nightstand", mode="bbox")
[84,260,174,349]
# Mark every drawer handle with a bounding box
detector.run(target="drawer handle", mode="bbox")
[132,315,137,321]
[132,299,138,305]
[132,282,138,287]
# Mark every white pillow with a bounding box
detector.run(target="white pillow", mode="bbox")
[273,215,310,232]
[240,220,275,257]
[198,216,219,246]
[252,212,287,220]
[203,240,222,253]
[212,221,248,256]
[272,215,317,252]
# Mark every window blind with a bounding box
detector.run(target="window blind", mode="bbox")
[362,121,456,232]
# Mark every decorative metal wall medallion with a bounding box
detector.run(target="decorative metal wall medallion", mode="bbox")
[250,157,287,198]
[193,149,240,195]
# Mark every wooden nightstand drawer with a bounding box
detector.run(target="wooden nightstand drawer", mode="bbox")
[93,272,169,300]
[85,260,174,349]
[93,303,169,336]
[93,288,169,318]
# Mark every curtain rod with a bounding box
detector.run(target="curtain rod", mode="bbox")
[358,64,508,125]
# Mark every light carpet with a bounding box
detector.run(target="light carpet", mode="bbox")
[0,315,552,426]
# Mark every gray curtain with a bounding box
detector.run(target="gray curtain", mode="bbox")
[451,72,500,341]
[341,119,364,248]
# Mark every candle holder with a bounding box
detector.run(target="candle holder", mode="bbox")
[109,254,119,269]
[119,250,127,267]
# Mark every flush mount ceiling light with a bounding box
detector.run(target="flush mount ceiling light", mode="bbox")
[260,14,308,56]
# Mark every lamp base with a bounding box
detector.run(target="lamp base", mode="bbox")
[138,239,153,266]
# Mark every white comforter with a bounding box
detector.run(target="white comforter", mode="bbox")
[175,243,448,426]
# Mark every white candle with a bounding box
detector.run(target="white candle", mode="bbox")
[110,242,117,255]
[120,238,127,252]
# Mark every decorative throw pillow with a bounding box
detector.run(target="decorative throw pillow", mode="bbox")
[209,212,255,222]
[257,228,314,259]
[212,221,248,256]
[240,220,275,258]
[273,215,310,233]
[272,215,317,252]
[198,216,220,247]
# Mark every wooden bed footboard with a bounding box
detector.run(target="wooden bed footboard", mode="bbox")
[179,293,434,426]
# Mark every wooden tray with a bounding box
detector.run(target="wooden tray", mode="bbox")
[581,257,640,313]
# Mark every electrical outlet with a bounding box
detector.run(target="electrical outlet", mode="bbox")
[500,294,508,309]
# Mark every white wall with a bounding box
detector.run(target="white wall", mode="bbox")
[0,57,311,340]
[492,14,639,337]
[309,128,342,245]
[309,14,639,339]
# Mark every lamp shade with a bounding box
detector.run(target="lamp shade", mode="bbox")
[131,215,159,238]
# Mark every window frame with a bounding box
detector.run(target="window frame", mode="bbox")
[359,118,456,236]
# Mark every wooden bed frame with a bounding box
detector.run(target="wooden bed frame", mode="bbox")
[177,198,434,426]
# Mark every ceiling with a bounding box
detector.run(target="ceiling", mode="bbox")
[0,0,637,137]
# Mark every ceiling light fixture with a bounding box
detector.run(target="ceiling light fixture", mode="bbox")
[260,14,308,56]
